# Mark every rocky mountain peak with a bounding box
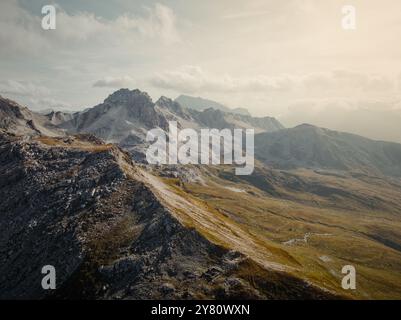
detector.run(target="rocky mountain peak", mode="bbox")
[156,96,189,119]
[104,88,153,107]
[46,110,74,126]
[156,96,172,106]
[0,95,26,119]
[200,108,226,120]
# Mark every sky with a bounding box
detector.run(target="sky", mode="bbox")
[1,0,401,141]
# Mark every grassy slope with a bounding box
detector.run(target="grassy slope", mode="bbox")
[157,165,401,299]
[32,135,401,298]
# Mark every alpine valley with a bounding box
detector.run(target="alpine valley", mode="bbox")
[1,89,401,299]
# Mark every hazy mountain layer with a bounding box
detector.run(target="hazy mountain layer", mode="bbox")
[255,124,401,177]
[175,94,250,116]
[280,107,401,144]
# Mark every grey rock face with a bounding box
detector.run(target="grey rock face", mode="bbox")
[57,89,284,161]
[0,133,127,298]
[156,96,192,121]
[62,89,168,134]
[0,96,62,137]
[46,111,74,126]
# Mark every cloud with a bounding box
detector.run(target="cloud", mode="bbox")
[0,1,181,57]
[29,97,75,111]
[302,71,395,94]
[115,3,180,44]
[0,1,48,56]
[93,76,135,88]
[52,3,180,45]
[0,1,182,111]
[149,65,294,94]
[398,73,401,91]
[150,66,399,96]
[0,79,75,111]
[222,10,271,20]
[0,80,50,97]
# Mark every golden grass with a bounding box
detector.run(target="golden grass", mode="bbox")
[163,169,401,299]
[36,136,113,152]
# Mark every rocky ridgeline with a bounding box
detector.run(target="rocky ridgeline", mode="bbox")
[0,131,337,299]
[57,89,284,160]
[0,96,62,137]
[0,132,127,298]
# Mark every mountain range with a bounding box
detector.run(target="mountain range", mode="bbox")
[22,88,400,179]
[58,89,283,159]
[1,89,401,299]
[255,124,401,177]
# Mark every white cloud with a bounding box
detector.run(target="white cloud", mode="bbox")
[51,3,180,45]
[398,73,401,91]
[0,1,182,111]
[222,10,271,20]
[0,79,74,111]
[149,65,294,94]
[302,71,395,94]
[93,76,135,88]
[0,1,48,56]
[0,1,180,57]
[0,80,50,97]
[29,97,75,111]
[150,66,399,96]
[115,3,180,44]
